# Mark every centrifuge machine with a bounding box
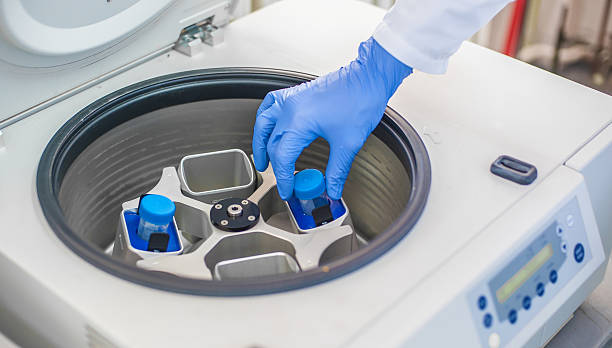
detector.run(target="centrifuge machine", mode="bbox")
[0,0,611,347]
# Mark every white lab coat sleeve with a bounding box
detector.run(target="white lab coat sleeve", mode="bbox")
[373,0,513,74]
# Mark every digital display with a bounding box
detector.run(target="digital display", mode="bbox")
[496,244,553,304]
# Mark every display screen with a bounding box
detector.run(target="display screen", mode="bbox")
[496,244,553,304]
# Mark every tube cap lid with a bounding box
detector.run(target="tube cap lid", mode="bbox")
[294,169,325,200]
[139,194,175,225]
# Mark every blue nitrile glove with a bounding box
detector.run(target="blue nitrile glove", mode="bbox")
[252,37,413,200]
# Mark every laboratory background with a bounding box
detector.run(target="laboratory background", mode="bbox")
[0,0,611,348]
[236,0,612,95]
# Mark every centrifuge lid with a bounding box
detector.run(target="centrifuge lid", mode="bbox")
[0,0,232,125]
[0,0,172,67]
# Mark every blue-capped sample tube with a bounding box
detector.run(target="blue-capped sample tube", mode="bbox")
[294,169,329,215]
[137,194,176,241]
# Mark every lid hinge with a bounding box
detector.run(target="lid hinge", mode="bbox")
[174,18,224,57]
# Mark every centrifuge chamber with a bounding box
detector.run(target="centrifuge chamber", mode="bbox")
[36,68,431,295]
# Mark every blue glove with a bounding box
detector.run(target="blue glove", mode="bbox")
[252,37,413,200]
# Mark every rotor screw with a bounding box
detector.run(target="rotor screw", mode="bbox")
[215,204,223,210]
[227,204,243,217]
[248,215,256,222]
[220,220,229,226]
[241,200,249,205]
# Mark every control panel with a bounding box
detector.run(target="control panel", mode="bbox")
[468,198,592,347]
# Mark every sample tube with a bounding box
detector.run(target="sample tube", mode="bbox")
[137,194,176,241]
[293,169,329,215]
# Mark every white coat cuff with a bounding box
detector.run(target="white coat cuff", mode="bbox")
[373,21,449,75]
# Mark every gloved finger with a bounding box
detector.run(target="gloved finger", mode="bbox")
[256,91,277,117]
[325,140,363,200]
[252,102,281,171]
[268,130,316,200]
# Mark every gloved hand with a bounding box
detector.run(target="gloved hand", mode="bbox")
[252,37,413,200]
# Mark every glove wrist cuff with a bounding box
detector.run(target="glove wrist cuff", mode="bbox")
[357,37,413,100]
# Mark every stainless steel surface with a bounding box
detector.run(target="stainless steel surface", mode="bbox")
[113,164,354,279]
[179,148,256,203]
[213,252,300,280]
[58,98,412,250]
[174,201,213,240]
[174,19,225,57]
[227,204,243,217]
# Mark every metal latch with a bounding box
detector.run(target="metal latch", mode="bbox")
[174,18,224,57]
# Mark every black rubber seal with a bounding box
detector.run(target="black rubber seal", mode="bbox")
[36,68,431,296]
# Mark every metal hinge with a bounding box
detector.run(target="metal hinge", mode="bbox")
[174,18,224,57]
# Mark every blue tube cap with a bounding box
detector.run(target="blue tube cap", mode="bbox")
[294,169,325,200]
[139,194,175,225]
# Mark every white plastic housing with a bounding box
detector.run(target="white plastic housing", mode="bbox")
[0,1,610,347]
[0,0,232,125]
[0,0,172,58]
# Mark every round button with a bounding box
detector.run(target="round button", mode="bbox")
[508,309,518,324]
[549,270,558,284]
[574,243,585,263]
[556,226,563,236]
[478,296,487,310]
[536,282,545,297]
[560,241,568,253]
[488,333,501,348]
[566,214,574,227]
[483,313,493,328]
[522,296,531,310]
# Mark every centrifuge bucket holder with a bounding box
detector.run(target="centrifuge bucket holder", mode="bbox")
[178,149,256,203]
[112,151,356,280]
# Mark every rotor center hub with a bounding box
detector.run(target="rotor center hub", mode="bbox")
[211,198,260,232]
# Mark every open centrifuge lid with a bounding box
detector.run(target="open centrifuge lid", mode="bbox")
[0,0,232,125]
[0,0,172,65]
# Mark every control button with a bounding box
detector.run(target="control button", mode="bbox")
[522,296,531,310]
[536,282,545,297]
[561,241,568,253]
[508,309,518,324]
[478,296,487,310]
[549,270,558,284]
[556,226,563,236]
[566,214,574,227]
[574,243,585,263]
[483,313,493,328]
[488,333,501,348]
